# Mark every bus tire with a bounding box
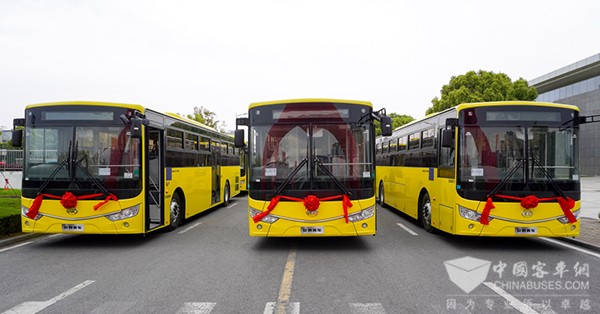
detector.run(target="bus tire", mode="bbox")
[168,192,183,231]
[223,181,230,206]
[419,191,435,233]
[378,182,386,207]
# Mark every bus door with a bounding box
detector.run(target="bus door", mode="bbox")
[211,141,221,204]
[147,128,164,230]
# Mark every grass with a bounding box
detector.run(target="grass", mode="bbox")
[0,189,21,218]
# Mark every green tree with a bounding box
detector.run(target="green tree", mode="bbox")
[186,106,224,131]
[426,70,538,115]
[376,113,414,136]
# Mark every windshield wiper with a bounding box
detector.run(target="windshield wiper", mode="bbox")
[34,140,72,196]
[268,158,308,199]
[487,159,525,198]
[530,150,567,199]
[313,157,352,197]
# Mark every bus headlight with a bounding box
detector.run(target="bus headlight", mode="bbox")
[22,206,42,220]
[249,207,279,223]
[106,205,140,221]
[348,206,375,222]
[459,205,493,222]
[557,210,580,224]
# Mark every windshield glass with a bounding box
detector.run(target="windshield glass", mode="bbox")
[249,122,373,199]
[23,125,142,198]
[458,125,579,199]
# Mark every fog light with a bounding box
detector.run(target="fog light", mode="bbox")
[124,222,129,228]
[362,223,368,229]
[468,224,474,229]
[257,224,263,230]
[25,221,30,226]
[571,225,576,230]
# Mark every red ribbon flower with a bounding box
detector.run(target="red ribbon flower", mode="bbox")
[520,195,539,209]
[303,195,320,211]
[60,192,78,209]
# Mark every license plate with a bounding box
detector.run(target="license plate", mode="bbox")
[515,227,537,235]
[300,226,324,234]
[62,224,84,232]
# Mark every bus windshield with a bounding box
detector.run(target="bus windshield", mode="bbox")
[249,103,374,200]
[457,107,580,200]
[24,125,141,198]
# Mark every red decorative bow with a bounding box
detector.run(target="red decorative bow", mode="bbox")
[26,192,119,219]
[252,194,353,223]
[480,194,576,225]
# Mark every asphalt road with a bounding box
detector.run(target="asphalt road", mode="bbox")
[1,196,599,314]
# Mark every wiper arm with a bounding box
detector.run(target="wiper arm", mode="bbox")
[488,159,525,198]
[269,158,308,199]
[530,155,567,199]
[313,157,352,197]
[35,158,69,196]
[72,155,112,196]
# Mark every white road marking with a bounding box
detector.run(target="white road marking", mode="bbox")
[263,302,300,314]
[396,223,418,236]
[539,237,600,259]
[483,282,539,314]
[175,302,217,314]
[0,241,33,253]
[350,303,387,314]
[2,280,95,314]
[226,203,237,209]
[178,222,202,234]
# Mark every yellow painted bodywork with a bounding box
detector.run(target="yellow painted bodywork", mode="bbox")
[248,196,376,237]
[377,166,580,237]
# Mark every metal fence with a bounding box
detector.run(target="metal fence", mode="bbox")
[0,149,23,171]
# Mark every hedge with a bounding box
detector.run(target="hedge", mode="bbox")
[0,215,21,236]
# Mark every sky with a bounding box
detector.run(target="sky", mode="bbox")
[1,0,600,131]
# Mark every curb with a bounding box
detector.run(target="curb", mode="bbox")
[557,237,600,253]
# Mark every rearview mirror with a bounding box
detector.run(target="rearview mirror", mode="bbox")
[11,129,23,147]
[234,129,245,148]
[442,129,455,148]
[380,116,393,137]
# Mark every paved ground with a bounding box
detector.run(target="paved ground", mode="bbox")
[569,176,600,250]
[3,177,600,251]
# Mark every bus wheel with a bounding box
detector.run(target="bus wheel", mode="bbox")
[419,192,435,233]
[223,181,230,206]
[378,182,386,207]
[168,193,183,231]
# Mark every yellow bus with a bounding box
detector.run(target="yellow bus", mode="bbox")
[376,101,585,237]
[234,98,392,236]
[12,101,240,234]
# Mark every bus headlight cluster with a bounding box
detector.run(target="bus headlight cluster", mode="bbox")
[458,205,493,222]
[249,207,279,223]
[106,205,140,221]
[21,206,42,220]
[557,210,580,224]
[348,206,375,222]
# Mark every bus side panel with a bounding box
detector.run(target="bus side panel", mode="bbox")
[171,166,213,217]
[432,177,456,233]
[402,167,429,219]
[220,165,241,199]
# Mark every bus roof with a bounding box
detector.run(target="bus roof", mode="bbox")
[25,100,145,111]
[249,98,373,109]
[385,100,581,134]
[455,100,580,112]
[164,111,219,132]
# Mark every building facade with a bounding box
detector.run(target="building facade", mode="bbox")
[529,53,600,176]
